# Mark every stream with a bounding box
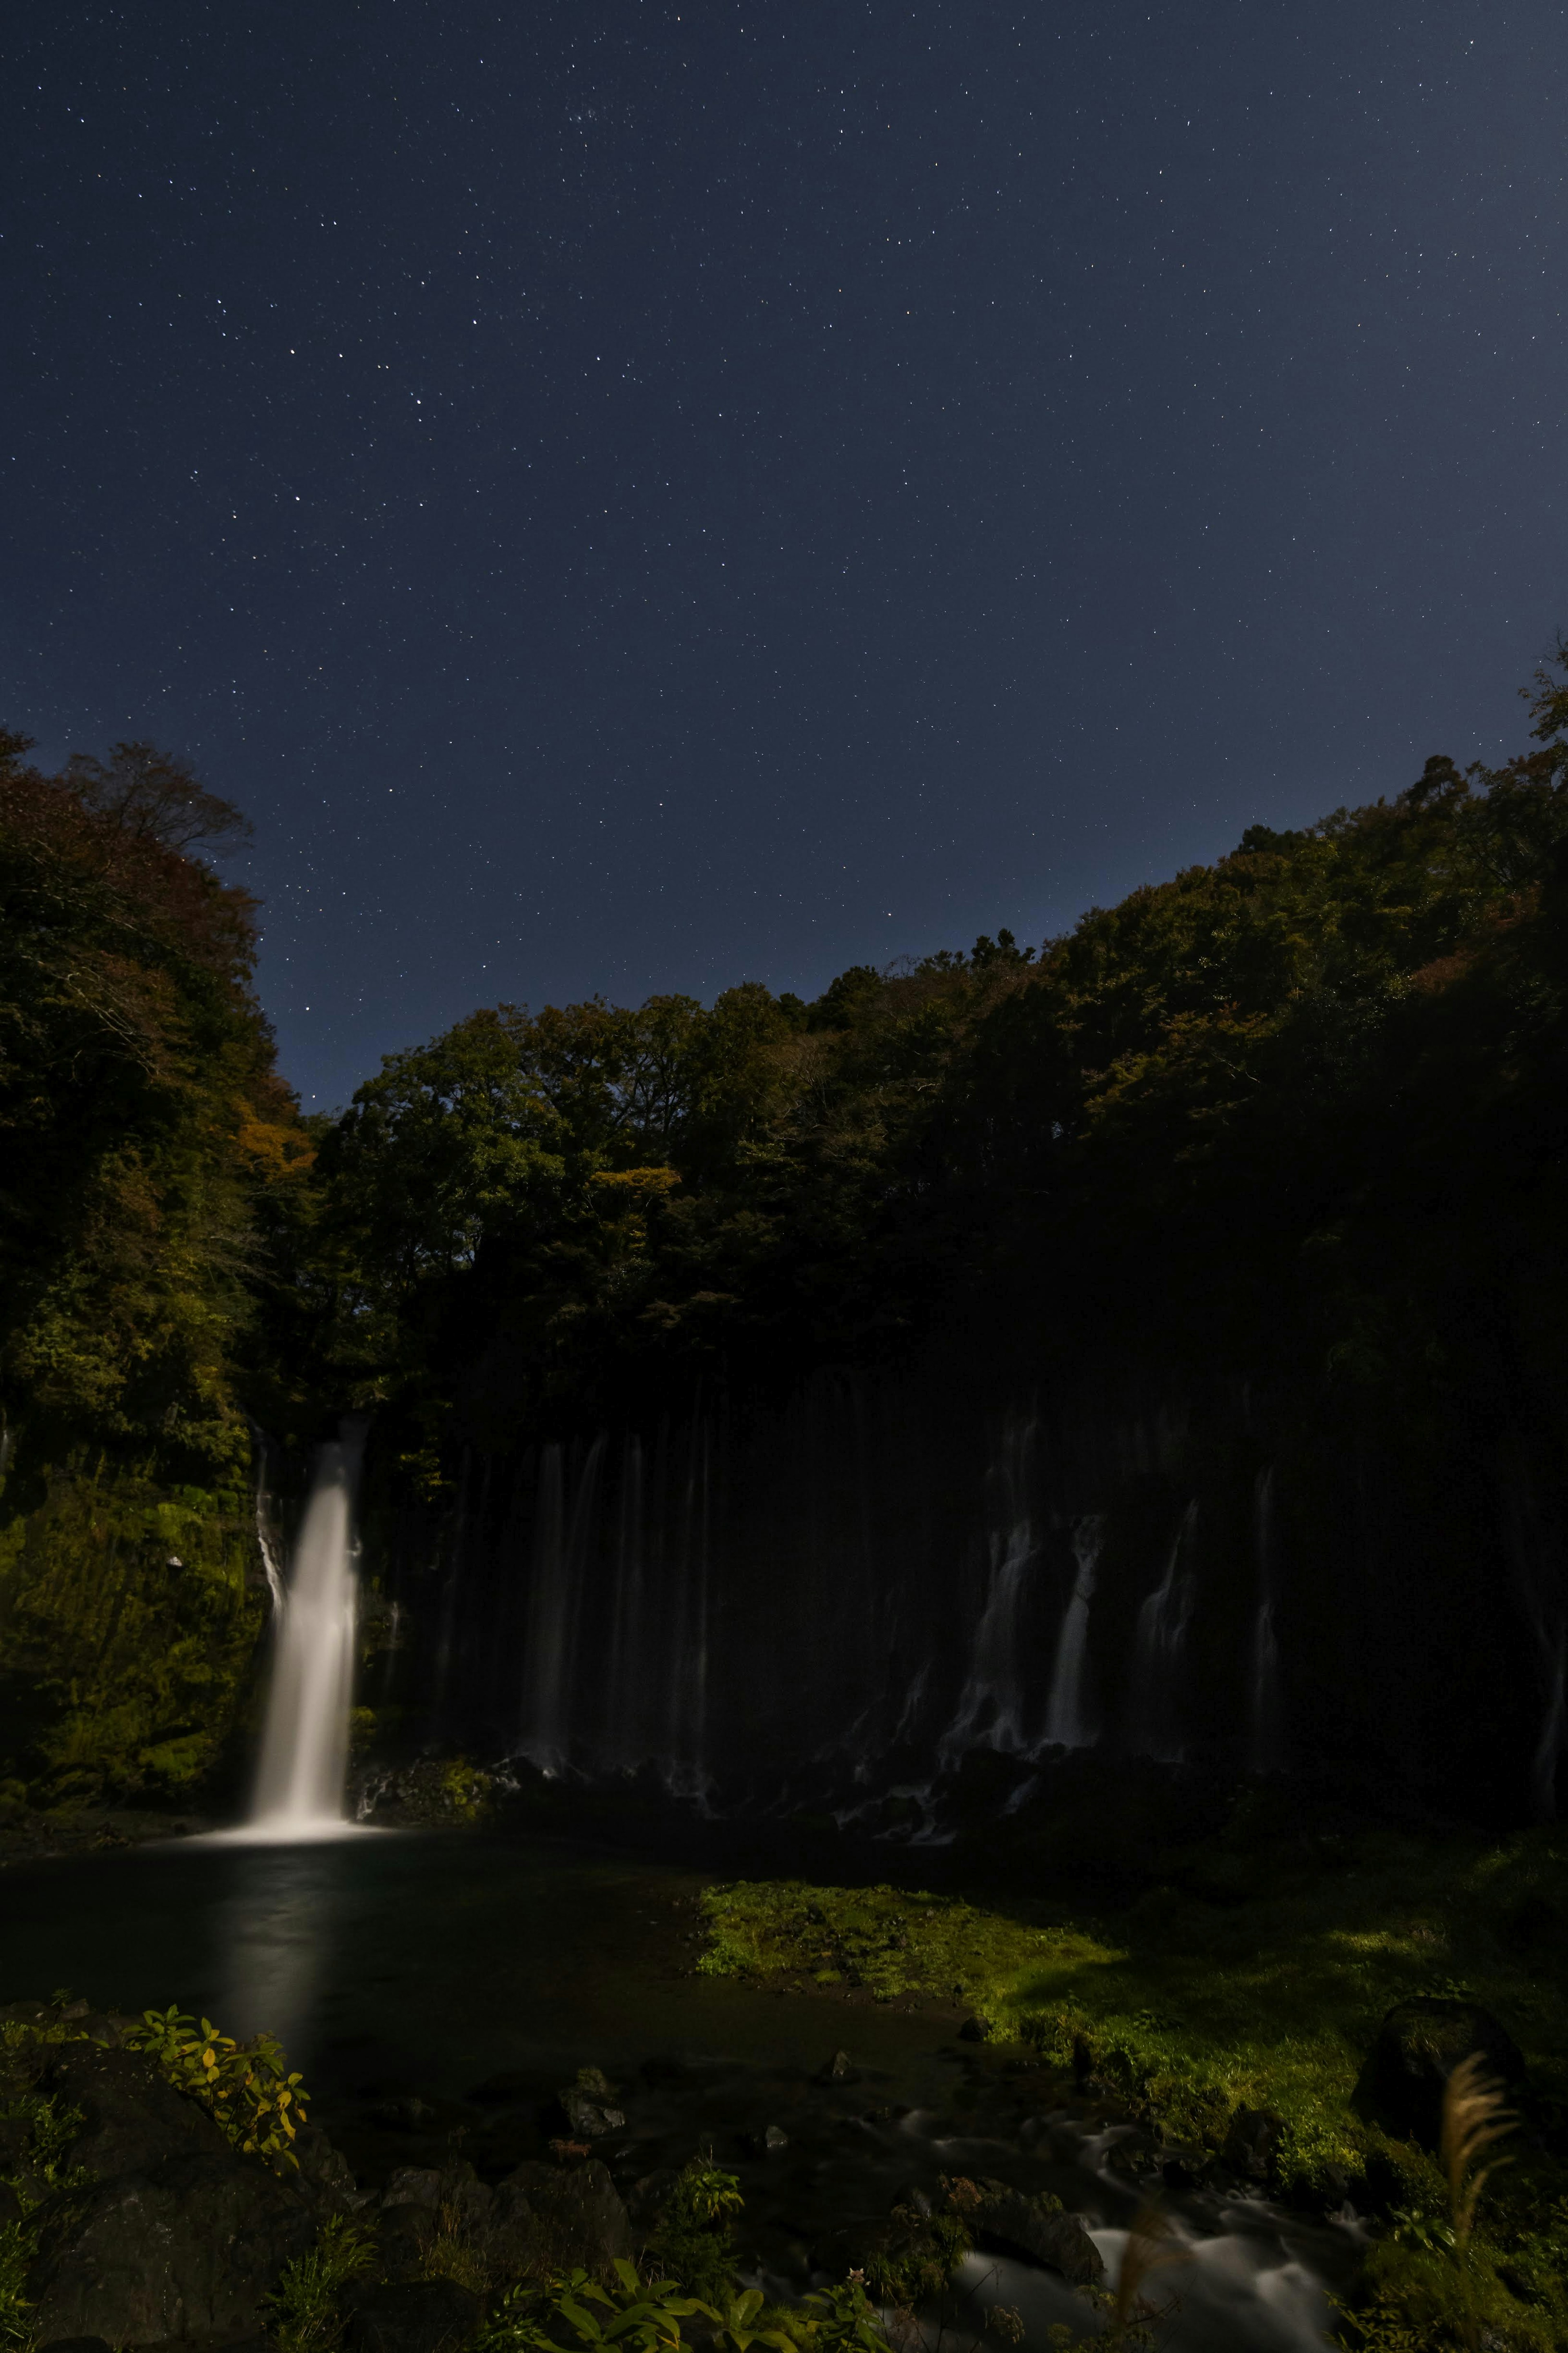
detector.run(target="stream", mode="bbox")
[0,1827,1358,2350]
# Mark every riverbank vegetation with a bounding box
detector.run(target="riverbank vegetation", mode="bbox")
[700,1833,1568,2347]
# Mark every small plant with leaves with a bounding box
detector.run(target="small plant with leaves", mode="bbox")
[0,2218,34,2353]
[800,2280,893,2353]
[708,2287,797,2353]
[265,2215,378,2353]
[644,2159,746,2307]
[122,2006,309,2169]
[476,2262,711,2353]
[0,2092,88,2212]
[416,2198,491,2294]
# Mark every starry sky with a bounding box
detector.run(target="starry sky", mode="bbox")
[4,2,1565,1107]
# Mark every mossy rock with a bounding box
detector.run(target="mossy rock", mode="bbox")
[1362,1998,1528,2145]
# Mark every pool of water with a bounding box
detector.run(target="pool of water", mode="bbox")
[0,1826,1360,2350]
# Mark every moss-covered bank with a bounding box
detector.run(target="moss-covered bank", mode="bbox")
[698,1825,1568,2195]
[0,1450,267,1811]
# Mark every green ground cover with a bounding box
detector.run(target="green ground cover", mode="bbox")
[698,1823,1568,2198]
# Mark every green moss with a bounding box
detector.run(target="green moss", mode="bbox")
[0,1450,265,1805]
[699,1828,1568,2205]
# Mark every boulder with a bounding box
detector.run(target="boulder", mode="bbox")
[291,2124,359,2210]
[816,2051,858,2085]
[972,2182,1104,2288]
[381,2166,491,2235]
[376,2203,437,2280]
[486,2159,631,2276]
[346,2280,481,2353]
[1222,2107,1284,2183]
[558,2088,625,2139]
[1365,2001,1528,2146]
[27,2149,314,2346]
[44,2046,232,2179]
[383,2170,445,2211]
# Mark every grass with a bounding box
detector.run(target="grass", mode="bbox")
[698,1817,1568,2204]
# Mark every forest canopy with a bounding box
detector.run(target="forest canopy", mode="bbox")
[3,646,1567,1479]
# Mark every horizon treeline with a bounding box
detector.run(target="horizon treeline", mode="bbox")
[6,653,1568,1471]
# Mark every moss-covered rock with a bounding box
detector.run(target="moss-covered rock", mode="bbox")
[0,1447,267,1807]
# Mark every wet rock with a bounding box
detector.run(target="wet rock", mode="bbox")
[44,2046,232,2180]
[292,2124,358,2209]
[486,2159,631,2275]
[557,2068,625,2139]
[558,2089,625,2139]
[1365,2001,1528,2146]
[346,2279,481,2353]
[816,2051,858,2085]
[1103,2134,1156,2183]
[1222,2107,1284,2183]
[383,2169,445,2210]
[958,2018,991,2044]
[762,2125,788,2155]
[377,2203,437,2279]
[971,2181,1104,2288]
[27,2149,314,2346]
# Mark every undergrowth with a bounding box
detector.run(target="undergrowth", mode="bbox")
[265,2215,378,2353]
[699,1826,1568,2200]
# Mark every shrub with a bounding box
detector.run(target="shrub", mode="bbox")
[121,2005,309,2169]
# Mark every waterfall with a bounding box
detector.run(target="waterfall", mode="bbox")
[1127,1501,1198,1762]
[249,1422,365,1835]
[938,1421,1038,1766]
[601,1435,647,1770]
[250,1427,287,1617]
[517,1437,605,1774]
[1042,1514,1102,1749]
[660,1419,713,1801]
[1248,1466,1287,1773]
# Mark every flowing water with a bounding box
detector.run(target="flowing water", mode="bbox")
[1126,1501,1198,1763]
[0,1832,1358,2349]
[937,1422,1039,1765]
[1041,1514,1102,1751]
[248,1421,366,1836]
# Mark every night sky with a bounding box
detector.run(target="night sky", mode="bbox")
[4,4,1564,1108]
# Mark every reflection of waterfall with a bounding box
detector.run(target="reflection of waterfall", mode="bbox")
[1042,1515,1102,1749]
[1249,1467,1287,1773]
[250,1422,366,1834]
[1127,1502,1198,1762]
[939,1422,1038,1765]
[212,1847,336,2057]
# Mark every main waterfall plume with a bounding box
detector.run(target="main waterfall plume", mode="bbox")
[249,1420,366,1836]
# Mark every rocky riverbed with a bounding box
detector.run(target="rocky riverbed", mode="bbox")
[2,1991,1358,2353]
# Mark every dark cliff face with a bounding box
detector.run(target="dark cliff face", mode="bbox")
[353,1337,1566,1832]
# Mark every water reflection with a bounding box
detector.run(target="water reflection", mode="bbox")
[207,1843,344,2056]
